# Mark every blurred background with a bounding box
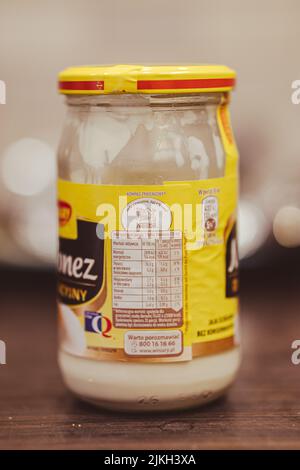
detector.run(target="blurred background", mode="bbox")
[0,0,299,268]
[1,2,300,450]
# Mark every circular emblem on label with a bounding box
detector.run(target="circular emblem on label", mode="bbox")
[122,198,172,231]
[205,217,216,232]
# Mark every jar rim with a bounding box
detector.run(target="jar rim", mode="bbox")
[58,64,236,96]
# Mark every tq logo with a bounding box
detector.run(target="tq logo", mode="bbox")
[84,311,112,338]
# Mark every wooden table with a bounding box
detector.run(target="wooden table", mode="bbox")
[0,267,300,450]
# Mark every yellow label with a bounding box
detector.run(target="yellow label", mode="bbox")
[57,172,239,363]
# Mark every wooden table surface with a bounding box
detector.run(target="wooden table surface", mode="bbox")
[0,267,300,450]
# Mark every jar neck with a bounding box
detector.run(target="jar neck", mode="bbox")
[65,92,228,109]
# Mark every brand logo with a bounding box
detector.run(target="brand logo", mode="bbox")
[84,311,112,337]
[58,200,72,227]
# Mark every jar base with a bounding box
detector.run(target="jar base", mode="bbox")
[59,347,240,412]
[74,386,230,413]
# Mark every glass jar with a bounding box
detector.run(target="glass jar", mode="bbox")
[57,65,240,411]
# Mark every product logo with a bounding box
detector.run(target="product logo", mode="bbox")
[58,220,105,306]
[84,311,112,338]
[58,200,72,227]
[122,198,172,231]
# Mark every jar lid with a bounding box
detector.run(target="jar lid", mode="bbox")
[58,64,236,95]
